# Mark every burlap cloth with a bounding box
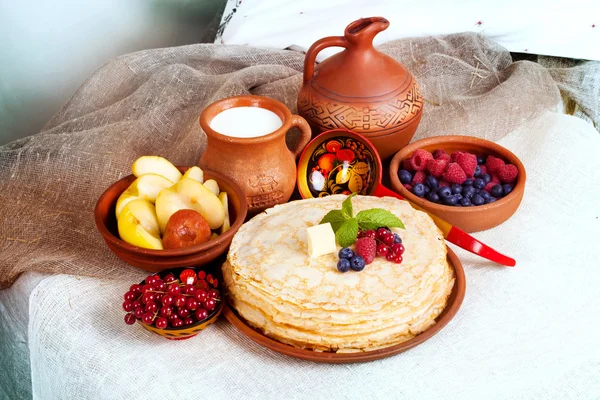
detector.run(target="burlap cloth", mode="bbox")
[0,32,598,290]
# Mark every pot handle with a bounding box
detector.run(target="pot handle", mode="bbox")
[303,36,347,84]
[289,115,312,158]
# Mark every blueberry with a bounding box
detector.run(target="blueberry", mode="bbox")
[350,256,366,271]
[443,194,460,206]
[423,185,431,194]
[502,184,513,196]
[491,184,503,198]
[485,196,497,204]
[425,175,439,190]
[459,197,472,206]
[472,194,485,205]
[462,186,477,199]
[393,233,402,244]
[473,165,482,177]
[480,190,491,199]
[477,156,486,165]
[455,194,463,200]
[398,170,413,184]
[481,174,491,184]
[451,184,462,195]
[463,179,473,186]
[338,247,355,260]
[426,192,440,203]
[337,258,351,273]
[473,178,485,189]
[412,183,426,198]
[438,186,452,198]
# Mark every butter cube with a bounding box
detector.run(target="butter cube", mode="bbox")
[307,223,337,258]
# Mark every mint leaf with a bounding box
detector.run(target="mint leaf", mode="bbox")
[341,193,355,219]
[356,208,405,231]
[336,218,359,247]
[319,210,348,232]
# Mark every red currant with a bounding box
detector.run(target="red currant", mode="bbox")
[376,244,389,257]
[142,312,154,325]
[194,290,207,302]
[141,292,154,304]
[207,289,220,300]
[194,308,208,321]
[124,291,136,301]
[161,294,174,306]
[132,300,142,310]
[155,317,168,329]
[154,281,166,292]
[384,234,395,246]
[141,284,153,294]
[177,308,191,318]
[357,230,365,239]
[376,227,389,238]
[393,254,403,264]
[134,307,144,319]
[168,284,181,295]
[392,243,405,255]
[364,230,377,239]
[163,273,176,284]
[184,285,196,295]
[167,314,178,323]
[159,306,173,317]
[186,298,199,311]
[145,276,157,286]
[203,298,217,311]
[122,301,133,312]
[385,252,395,262]
[124,313,136,325]
[154,294,164,305]
[183,317,194,326]
[145,301,157,313]
[174,295,187,308]
[129,284,142,293]
[170,318,183,328]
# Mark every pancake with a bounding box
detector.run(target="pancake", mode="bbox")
[222,195,455,352]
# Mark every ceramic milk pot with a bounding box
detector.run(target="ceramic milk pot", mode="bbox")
[298,17,424,160]
[199,95,311,214]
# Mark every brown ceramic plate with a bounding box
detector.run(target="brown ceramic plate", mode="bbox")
[223,247,465,363]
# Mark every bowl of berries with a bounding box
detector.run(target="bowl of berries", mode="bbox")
[389,136,526,233]
[122,267,223,340]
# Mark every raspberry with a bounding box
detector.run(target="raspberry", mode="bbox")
[455,152,477,177]
[409,149,434,171]
[354,237,376,265]
[497,164,518,183]
[438,153,451,162]
[403,183,413,191]
[486,155,505,174]
[433,149,449,159]
[451,151,464,161]
[442,162,467,184]
[411,170,427,185]
[402,159,413,173]
[479,165,488,175]
[426,158,449,177]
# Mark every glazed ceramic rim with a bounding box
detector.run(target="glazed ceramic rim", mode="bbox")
[199,95,293,144]
[223,246,465,363]
[389,135,526,214]
[94,167,247,257]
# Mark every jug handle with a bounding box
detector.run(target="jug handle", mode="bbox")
[303,36,347,84]
[289,115,312,158]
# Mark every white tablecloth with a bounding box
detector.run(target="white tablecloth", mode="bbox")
[3,112,600,399]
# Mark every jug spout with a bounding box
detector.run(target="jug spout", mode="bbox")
[344,17,389,47]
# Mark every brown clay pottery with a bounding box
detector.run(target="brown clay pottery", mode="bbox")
[297,17,424,160]
[389,136,526,233]
[199,95,312,214]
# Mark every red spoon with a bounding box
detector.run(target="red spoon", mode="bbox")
[296,129,515,267]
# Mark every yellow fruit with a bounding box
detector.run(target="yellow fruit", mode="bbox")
[182,166,204,183]
[132,156,182,183]
[117,199,163,250]
[218,191,230,234]
[115,174,174,218]
[203,179,220,196]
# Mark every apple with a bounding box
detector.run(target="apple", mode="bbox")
[218,191,230,234]
[117,199,163,250]
[115,173,174,218]
[132,156,182,183]
[203,179,220,196]
[182,166,204,183]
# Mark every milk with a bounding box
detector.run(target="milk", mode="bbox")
[209,107,283,138]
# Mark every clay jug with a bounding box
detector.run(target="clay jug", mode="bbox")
[298,17,423,160]
[199,95,311,214]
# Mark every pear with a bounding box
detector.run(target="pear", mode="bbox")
[117,199,163,250]
[155,177,225,232]
[132,156,182,183]
[218,191,230,234]
[203,179,220,196]
[115,174,174,218]
[182,166,204,183]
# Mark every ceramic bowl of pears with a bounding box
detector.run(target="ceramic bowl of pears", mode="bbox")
[94,156,247,272]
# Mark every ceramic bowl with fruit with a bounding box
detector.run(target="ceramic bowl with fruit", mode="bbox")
[389,136,526,232]
[123,267,223,340]
[95,156,247,272]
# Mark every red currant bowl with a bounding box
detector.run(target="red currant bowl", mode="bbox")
[389,136,526,233]
[128,267,224,340]
[94,167,247,273]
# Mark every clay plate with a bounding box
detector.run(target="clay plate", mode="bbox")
[223,247,465,363]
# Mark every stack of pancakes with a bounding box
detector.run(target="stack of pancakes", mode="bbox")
[222,195,454,352]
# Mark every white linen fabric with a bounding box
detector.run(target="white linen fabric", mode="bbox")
[216,0,600,61]
[24,113,600,399]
